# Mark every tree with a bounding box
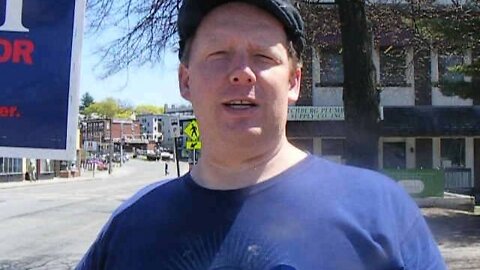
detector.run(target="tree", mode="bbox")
[336,0,380,169]
[298,1,380,169]
[85,0,181,77]
[83,97,141,119]
[80,92,95,113]
[84,97,119,118]
[135,104,165,115]
[414,3,480,102]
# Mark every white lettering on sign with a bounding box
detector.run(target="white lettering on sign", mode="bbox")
[0,0,29,32]
[398,180,425,194]
[287,106,344,121]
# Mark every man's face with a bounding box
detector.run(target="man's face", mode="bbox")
[179,2,301,151]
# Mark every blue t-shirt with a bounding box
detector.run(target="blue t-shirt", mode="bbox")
[77,155,445,269]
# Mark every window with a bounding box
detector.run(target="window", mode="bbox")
[441,138,465,168]
[383,142,406,169]
[0,157,23,175]
[41,159,54,173]
[320,49,344,86]
[322,139,345,156]
[438,53,464,83]
[380,46,407,86]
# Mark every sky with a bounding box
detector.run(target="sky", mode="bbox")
[79,35,189,108]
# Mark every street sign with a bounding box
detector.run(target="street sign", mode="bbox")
[0,0,86,160]
[184,120,200,141]
[186,141,202,150]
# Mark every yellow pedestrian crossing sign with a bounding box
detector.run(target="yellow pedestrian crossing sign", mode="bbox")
[184,120,200,141]
[186,141,202,150]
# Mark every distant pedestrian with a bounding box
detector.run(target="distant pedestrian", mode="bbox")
[164,162,169,175]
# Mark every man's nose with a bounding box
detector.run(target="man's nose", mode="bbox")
[228,55,256,85]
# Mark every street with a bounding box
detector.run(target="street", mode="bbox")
[0,159,188,270]
[0,159,478,270]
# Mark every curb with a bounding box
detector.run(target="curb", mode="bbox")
[416,192,476,212]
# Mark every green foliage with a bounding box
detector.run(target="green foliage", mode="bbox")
[438,79,480,101]
[84,98,120,118]
[415,4,479,99]
[83,98,164,119]
[80,92,95,113]
[135,104,165,115]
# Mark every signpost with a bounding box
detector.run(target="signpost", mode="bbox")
[0,0,86,160]
[170,117,181,177]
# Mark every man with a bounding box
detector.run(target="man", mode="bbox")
[77,0,445,269]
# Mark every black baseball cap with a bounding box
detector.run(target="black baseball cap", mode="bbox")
[177,0,305,61]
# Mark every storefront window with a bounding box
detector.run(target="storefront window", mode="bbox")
[383,142,406,169]
[322,139,345,156]
[0,157,23,175]
[41,159,54,173]
[441,138,465,168]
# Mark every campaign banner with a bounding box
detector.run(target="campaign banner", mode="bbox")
[0,0,85,160]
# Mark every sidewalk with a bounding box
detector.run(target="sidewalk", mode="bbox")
[0,168,120,189]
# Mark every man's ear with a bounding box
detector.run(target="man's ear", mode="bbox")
[178,63,191,101]
[287,67,301,105]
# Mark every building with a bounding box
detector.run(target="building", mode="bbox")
[0,129,80,182]
[81,118,145,154]
[287,2,479,198]
[138,112,194,151]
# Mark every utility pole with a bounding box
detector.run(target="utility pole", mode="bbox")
[108,118,113,174]
[120,121,124,167]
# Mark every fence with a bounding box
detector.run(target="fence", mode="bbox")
[444,168,473,194]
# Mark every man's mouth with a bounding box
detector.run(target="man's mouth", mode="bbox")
[223,100,257,109]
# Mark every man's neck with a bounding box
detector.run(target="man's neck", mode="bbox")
[190,139,308,190]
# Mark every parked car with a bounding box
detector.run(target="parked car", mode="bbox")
[146,151,160,161]
[160,151,174,161]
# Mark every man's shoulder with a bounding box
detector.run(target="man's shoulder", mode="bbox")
[304,156,399,189]
[109,176,186,221]
[301,156,415,212]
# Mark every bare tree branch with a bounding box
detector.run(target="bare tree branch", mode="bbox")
[86,0,181,77]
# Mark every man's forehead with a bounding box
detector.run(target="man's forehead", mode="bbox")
[195,3,287,38]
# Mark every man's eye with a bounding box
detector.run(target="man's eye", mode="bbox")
[209,51,227,57]
[255,54,277,63]
[256,54,272,60]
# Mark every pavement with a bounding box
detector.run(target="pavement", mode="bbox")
[0,159,168,190]
[0,158,189,190]
[423,207,480,269]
